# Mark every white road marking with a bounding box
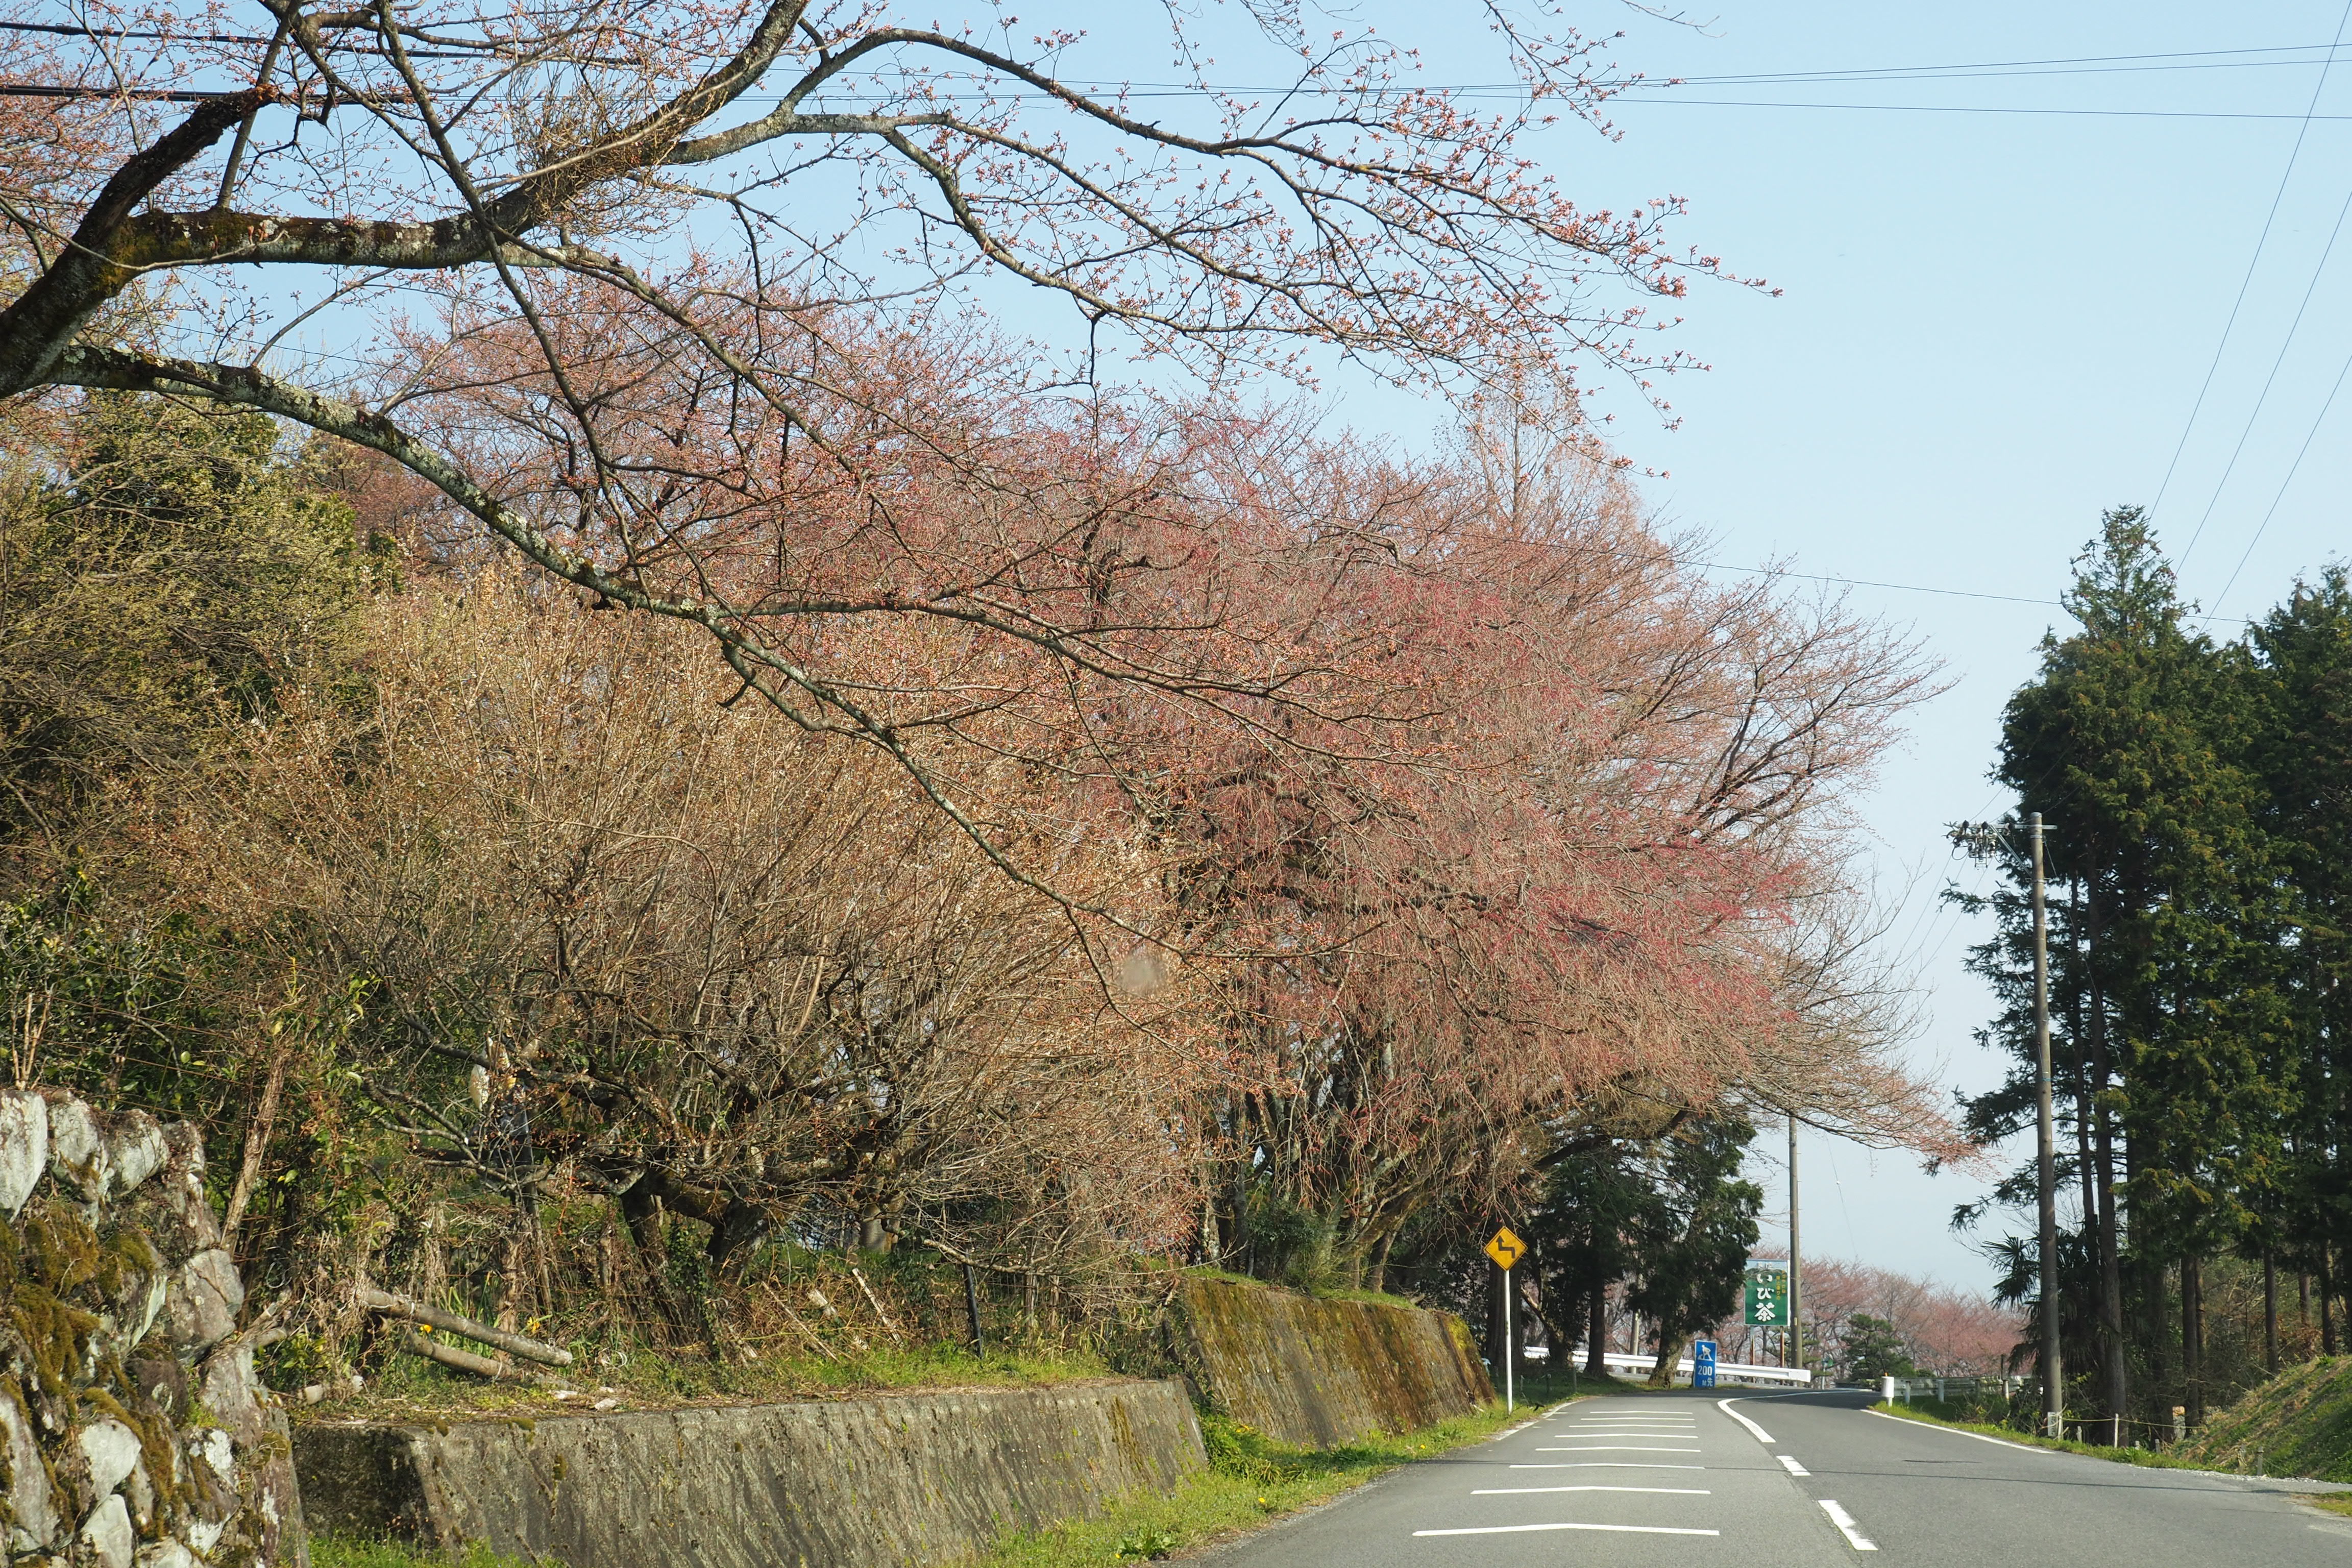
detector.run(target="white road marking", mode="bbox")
[1510,1462,1706,1471]
[1777,1455,1810,1476]
[1415,1523,1723,1538]
[1536,1446,1702,1453]
[1820,1500,1879,1551]
[1473,1485,1711,1496]
[1860,1407,2061,1456]
[1717,1399,1775,1445]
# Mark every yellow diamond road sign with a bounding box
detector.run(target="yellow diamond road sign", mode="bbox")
[1484,1227,1526,1270]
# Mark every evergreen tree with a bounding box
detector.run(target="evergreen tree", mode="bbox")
[1961,508,2290,1426]
[1530,1142,1664,1376]
[2249,568,2352,1352]
[1627,1116,1762,1387]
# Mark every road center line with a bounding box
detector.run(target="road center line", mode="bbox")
[1536,1446,1702,1452]
[1820,1500,1879,1551]
[1473,1485,1711,1496]
[1414,1523,1723,1538]
[1717,1398,1775,1445]
[1777,1454,1810,1476]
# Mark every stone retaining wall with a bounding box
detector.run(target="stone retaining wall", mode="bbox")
[1174,1278,1492,1449]
[0,1089,303,1567]
[295,1379,1204,1568]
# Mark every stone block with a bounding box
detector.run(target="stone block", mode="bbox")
[0,1089,48,1215]
[105,1114,165,1196]
[79,1494,132,1568]
[127,1129,220,1267]
[45,1095,111,1198]
[78,1418,142,1497]
[162,1251,243,1354]
[0,1388,61,1553]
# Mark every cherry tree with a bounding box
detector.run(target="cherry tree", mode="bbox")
[0,0,1731,888]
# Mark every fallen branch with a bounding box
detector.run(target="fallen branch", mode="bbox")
[396,1329,550,1386]
[361,1286,574,1366]
[849,1267,899,1338]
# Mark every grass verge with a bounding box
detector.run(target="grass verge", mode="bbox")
[302,1340,1112,1425]
[970,1400,1566,1567]
[309,1539,534,1568]
[1869,1402,2209,1469]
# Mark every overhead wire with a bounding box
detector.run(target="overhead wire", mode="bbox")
[2178,140,2352,570]
[2211,340,2352,615]
[2147,0,2352,531]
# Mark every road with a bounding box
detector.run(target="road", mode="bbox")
[1197,1388,2352,1566]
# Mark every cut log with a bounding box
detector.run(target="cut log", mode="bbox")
[396,1330,550,1385]
[361,1286,575,1366]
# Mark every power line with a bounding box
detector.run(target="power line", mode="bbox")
[2147,0,2352,531]
[2178,160,2352,572]
[2211,338,2352,616]
[1605,99,2352,122]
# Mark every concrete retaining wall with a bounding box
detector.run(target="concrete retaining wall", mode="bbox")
[295,1379,1204,1567]
[1175,1278,1493,1448]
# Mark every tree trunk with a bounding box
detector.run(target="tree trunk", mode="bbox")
[1367,1228,1395,1295]
[1585,1278,1609,1378]
[2265,1252,2280,1375]
[2183,1253,2204,1428]
[1648,1323,1688,1389]
[2085,885,2128,1423]
[2324,1245,2338,1355]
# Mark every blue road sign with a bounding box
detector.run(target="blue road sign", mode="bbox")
[1692,1338,1718,1389]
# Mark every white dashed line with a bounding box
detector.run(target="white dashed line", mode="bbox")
[1777,1454,1810,1476]
[1820,1500,1879,1551]
[1467,1495,1712,1504]
[1414,1523,1723,1538]
[1717,1399,1775,1445]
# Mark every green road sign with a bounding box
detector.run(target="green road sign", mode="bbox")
[1744,1264,1789,1327]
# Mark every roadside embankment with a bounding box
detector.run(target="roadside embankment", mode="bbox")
[1173,1277,1493,1448]
[2177,1356,2352,1479]
[295,1378,1204,1568]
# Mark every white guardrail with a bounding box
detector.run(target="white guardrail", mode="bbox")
[1576,1350,1818,1387]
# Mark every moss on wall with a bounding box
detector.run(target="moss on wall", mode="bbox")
[296,1380,1206,1568]
[1171,1278,1493,1449]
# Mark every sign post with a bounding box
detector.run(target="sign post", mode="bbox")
[1485,1227,1526,1413]
[1693,1337,1717,1390]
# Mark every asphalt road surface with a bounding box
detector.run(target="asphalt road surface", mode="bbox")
[1198,1388,2352,1566]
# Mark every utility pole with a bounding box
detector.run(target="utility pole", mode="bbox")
[1788,1114,1803,1381]
[2033,812,2063,1438]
